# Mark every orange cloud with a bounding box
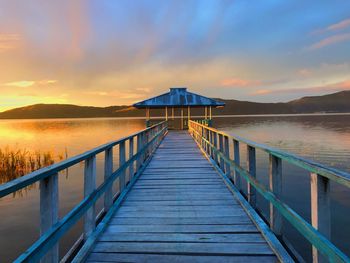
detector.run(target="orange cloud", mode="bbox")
[309,33,350,50]
[3,80,57,87]
[250,89,272,95]
[220,78,261,87]
[0,34,21,52]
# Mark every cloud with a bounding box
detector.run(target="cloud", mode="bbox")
[308,33,350,50]
[4,81,35,87]
[297,69,312,77]
[327,18,350,31]
[250,89,272,95]
[3,80,57,87]
[220,78,261,87]
[0,34,21,52]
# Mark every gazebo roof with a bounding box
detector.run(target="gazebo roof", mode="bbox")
[133,87,225,108]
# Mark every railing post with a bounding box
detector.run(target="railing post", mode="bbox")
[213,132,218,164]
[136,133,142,171]
[218,134,224,171]
[40,173,59,263]
[311,173,330,263]
[224,136,230,176]
[104,148,113,212]
[129,137,134,180]
[84,155,96,239]
[233,139,240,189]
[119,141,126,191]
[205,128,210,155]
[269,155,282,237]
[247,145,256,207]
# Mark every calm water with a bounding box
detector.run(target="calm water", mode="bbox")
[0,115,349,262]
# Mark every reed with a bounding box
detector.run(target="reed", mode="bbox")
[0,147,64,197]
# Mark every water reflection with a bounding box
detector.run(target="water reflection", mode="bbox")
[0,116,349,262]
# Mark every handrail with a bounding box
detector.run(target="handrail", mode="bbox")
[0,121,167,198]
[188,120,350,263]
[190,121,350,188]
[0,121,167,262]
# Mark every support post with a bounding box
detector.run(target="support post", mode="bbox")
[181,108,184,130]
[129,138,134,180]
[269,155,282,237]
[84,155,96,239]
[136,134,142,171]
[188,106,190,121]
[311,173,330,263]
[247,145,256,207]
[209,106,212,119]
[119,141,126,191]
[224,136,230,176]
[233,139,240,189]
[204,106,207,119]
[218,134,224,171]
[165,107,168,121]
[172,107,174,119]
[104,148,113,212]
[40,173,59,263]
[213,132,218,164]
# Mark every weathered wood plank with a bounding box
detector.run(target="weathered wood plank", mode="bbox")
[92,242,274,255]
[87,253,277,263]
[84,131,279,262]
[98,233,265,243]
[109,216,253,225]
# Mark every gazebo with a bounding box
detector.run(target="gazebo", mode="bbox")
[133,87,225,129]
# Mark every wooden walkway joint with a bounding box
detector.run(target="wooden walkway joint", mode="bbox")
[85,131,290,263]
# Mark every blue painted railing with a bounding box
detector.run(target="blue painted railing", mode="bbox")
[0,121,168,262]
[189,120,350,263]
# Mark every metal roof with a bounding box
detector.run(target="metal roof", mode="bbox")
[133,87,225,108]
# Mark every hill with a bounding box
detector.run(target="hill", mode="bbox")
[0,90,349,119]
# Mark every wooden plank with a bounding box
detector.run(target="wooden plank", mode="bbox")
[122,200,238,206]
[92,242,274,255]
[269,154,282,237]
[233,139,241,189]
[113,210,248,218]
[87,253,277,263]
[117,205,241,212]
[40,173,59,263]
[119,141,126,191]
[311,172,331,263]
[98,233,265,243]
[109,216,253,225]
[103,148,113,212]
[82,130,284,262]
[247,145,256,207]
[84,155,96,240]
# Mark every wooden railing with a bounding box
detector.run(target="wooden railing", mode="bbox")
[189,120,350,263]
[0,121,167,263]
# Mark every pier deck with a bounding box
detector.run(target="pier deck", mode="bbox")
[85,131,279,262]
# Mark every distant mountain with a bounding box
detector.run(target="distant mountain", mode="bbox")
[0,90,349,119]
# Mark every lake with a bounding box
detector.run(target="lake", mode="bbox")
[0,115,349,262]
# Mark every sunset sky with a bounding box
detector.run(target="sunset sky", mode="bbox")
[0,1,350,111]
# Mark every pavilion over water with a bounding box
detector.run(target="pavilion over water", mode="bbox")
[133,87,225,129]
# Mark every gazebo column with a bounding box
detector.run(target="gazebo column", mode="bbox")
[209,106,212,120]
[181,108,184,130]
[204,106,207,119]
[165,107,168,121]
[188,106,190,121]
[172,107,174,120]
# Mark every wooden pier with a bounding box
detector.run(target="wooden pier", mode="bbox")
[1,120,350,262]
[85,131,283,262]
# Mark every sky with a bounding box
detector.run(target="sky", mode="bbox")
[0,0,350,111]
